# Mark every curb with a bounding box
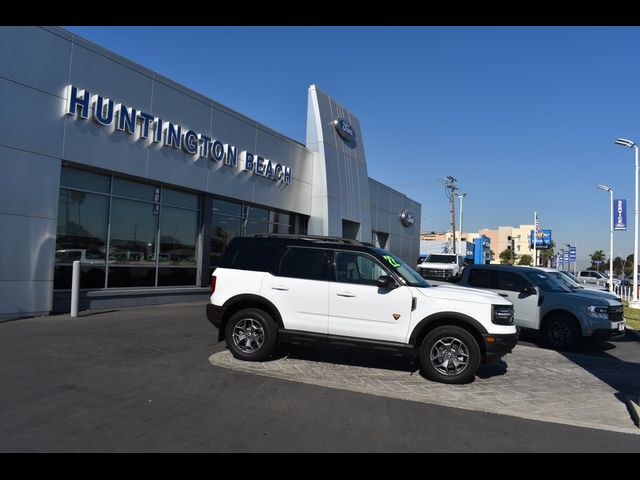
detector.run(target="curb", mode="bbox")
[628,396,640,429]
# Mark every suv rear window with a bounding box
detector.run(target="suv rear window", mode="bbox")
[219,238,286,272]
[276,247,332,281]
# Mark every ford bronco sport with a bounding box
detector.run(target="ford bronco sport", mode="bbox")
[206,235,518,384]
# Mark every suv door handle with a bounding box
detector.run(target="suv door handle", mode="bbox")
[271,285,289,291]
[337,291,356,297]
[498,293,509,297]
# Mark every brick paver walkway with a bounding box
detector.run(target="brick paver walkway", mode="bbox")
[210,345,640,434]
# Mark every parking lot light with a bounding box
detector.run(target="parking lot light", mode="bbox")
[596,184,614,292]
[615,138,639,307]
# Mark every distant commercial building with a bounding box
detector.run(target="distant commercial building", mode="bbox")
[420,224,539,265]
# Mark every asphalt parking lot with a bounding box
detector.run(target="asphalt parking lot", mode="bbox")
[1,301,640,452]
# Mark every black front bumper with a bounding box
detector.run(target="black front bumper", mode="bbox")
[590,326,626,341]
[206,303,223,329]
[482,331,519,363]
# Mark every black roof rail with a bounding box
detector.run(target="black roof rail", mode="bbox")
[252,234,365,246]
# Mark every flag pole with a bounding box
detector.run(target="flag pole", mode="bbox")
[533,211,537,267]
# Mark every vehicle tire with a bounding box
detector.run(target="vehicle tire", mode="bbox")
[225,308,278,361]
[544,315,580,350]
[418,325,481,384]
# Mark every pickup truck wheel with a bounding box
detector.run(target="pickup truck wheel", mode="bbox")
[544,315,579,350]
[419,326,480,384]
[225,308,278,361]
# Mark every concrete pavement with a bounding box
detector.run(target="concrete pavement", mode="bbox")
[2,302,640,452]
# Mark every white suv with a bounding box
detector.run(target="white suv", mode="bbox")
[206,235,518,384]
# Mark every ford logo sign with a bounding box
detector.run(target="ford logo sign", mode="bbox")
[400,209,415,227]
[333,118,355,142]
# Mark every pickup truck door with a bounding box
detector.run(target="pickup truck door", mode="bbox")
[493,271,539,330]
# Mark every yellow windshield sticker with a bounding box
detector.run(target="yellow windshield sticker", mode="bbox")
[383,255,401,268]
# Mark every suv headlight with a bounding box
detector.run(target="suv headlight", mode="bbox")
[587,305,609,319]
[492,305,514,325]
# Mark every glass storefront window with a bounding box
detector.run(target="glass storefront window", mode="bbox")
[54,167,303,290]
[60,166,110,193]
[159,206,198,266]
[56,189,109,264]
[112,177,157,202]
[162,188,199,209]
[245,220,270,236]
[108,267,156,288]
[211,214,242,268]
[109,198,158,265]
[158,268,197,286]
[212,199,242,217]
[247,206,269,222]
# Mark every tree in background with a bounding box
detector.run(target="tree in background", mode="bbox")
[613,256,624,277]
[499,248,514,265]
[625,254,635,278]
[589,250,606,272]
[538,240,556,267]
[518,254,533,266]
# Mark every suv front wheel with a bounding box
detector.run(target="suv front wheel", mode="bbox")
[225,308,278,361]
[544,315,579,350]
[419,325,480,384]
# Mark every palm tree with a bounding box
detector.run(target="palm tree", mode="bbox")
[539,240,556,268]
[589,250,606,272]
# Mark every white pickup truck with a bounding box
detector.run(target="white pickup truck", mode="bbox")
[417,254,466,281]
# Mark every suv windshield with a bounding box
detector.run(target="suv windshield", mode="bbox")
[522,270,572,293]
[373,248,430,287]
[426,254,457,263]
[563,271,582,284]
[548,271,581,289]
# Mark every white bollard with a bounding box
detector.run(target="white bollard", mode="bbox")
[71,260,80,317]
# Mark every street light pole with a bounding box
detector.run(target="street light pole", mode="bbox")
[596,185,614,292]
[615,138,639,307]
[456,193,467,256]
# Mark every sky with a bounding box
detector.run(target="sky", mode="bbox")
[65,26,640,269]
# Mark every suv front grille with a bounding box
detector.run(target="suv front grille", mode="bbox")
[608,305,624,322]
[419,268,453,278]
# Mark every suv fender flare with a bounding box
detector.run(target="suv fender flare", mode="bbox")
[408,312,488,346]
[218,294,285,341]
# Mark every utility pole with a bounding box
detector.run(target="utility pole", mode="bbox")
[445,176,458,254]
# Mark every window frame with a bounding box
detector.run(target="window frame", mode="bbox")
[332,249,392,286]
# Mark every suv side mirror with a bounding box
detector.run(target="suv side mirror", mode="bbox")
[520,285,536,296]
[377,275,397,289]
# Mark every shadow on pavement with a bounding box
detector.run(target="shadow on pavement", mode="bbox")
[520,330,640,400]
[272,342,509,382]
[275,343,415,373]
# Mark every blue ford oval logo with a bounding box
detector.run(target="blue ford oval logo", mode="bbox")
[333,118,355,142]
[400,209,415,227]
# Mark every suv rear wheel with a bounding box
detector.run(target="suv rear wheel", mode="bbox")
[225,308,278,361]
[419,326,480,384]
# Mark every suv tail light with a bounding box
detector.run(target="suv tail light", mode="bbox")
[210,275,217,294]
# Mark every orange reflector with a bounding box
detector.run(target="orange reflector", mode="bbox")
[486,336,496,343]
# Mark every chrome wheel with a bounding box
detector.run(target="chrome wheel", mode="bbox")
[430,336,470,376]
[232,318,265,353]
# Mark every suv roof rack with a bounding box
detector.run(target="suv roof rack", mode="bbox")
[252,234,365,246]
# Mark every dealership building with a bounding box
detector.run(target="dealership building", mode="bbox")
[0,26,421,318]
